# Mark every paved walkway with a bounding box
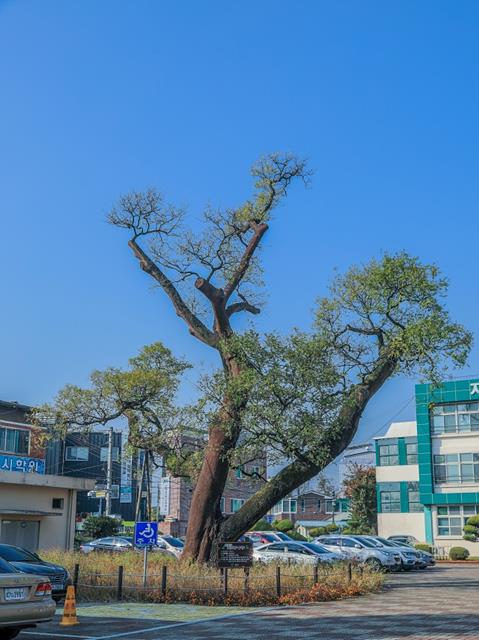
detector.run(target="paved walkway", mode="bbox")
[21,564,479,640]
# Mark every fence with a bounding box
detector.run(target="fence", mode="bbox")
[71,561,364,604]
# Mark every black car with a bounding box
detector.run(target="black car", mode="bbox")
[0,544,71,602]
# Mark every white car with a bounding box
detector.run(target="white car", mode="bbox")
[253,541,342,565]
[156,535,184,559]
[314,535,401,570]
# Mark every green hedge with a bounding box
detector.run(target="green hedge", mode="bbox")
[414,543,432,554]
[449,546,470,560]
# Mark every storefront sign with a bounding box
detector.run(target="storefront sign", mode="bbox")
[158,476,171,516]
[470,382,479,396]
[120,431,133,503]
[217,542,253,568]
[0,455,45,474]
[120,486,133,504]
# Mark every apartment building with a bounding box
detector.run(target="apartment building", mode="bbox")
[376,378,479,554]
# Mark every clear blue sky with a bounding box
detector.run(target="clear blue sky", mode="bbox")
[1,0,478,443]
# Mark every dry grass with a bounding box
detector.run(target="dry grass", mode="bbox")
[42,549,384,606]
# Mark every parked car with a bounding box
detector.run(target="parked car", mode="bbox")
[0,556,56,640]
[314,535,402,571]
[80,536,134,554]
[245,532,285,546]
[155,535,184,558]
[253,541,342,565]
[0,544,71,602]
[354,536,424,571]
[387,535,418,545]
[388,539,435,568]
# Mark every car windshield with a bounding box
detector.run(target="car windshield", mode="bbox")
[275,533,291,541]
[359,537,383,548]
[0,544,40,563]
[162,536,184,548]
[351,537,376,548]
[301,543,329,555]
[376,537,396,547]
[0,557,18,573]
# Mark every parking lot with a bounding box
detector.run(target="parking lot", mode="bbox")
[20,564,479,640]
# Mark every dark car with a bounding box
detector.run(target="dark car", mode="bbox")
[0,544,70,603]
[79,536,134,554]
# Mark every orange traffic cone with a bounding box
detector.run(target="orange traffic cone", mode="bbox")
[60,585,79,626]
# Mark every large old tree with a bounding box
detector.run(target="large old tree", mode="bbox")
[106,154,471,562]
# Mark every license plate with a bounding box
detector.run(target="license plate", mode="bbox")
[52,583,63,590]
[4,587,27,601]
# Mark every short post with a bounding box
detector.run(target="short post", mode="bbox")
[117,565,124,602]
[73,563,79,590]
[142,546,148,588]
[161,565,167,597]
[223,567,228,596]
[313,564,319,585]
[348,562,352,583]
[275,565,281,597]
[243,567,250,593]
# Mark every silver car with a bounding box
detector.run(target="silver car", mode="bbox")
[0,556,56,639]
[314,535,401,571]
[354,535,424,570]
[253,541,342,565]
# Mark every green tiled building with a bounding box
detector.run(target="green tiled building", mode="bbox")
[375,378,479,551]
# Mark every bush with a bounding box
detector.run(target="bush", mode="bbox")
[273,519,294,533]
[463,525,477,535]
[82,515,121,539]
[463,534,476,542]
[415,544,432,553]
[449,546,470,561]
[287,530,307,541]
[466,515,479,527]
[250,519,274,531]
[309,523,339,538]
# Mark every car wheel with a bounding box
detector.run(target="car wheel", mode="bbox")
[1,629,20,640]
[365,558,383,571]
[419,565,427,570]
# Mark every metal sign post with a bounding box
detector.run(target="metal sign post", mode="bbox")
[143,546,148,588]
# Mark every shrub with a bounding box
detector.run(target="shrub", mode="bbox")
[415,543,432,553]
[273,519,294,533]
[309,523,339,537]
[463,515,479,541]
[287,530,307,541]
[449,546,470,560]
[251,519,274,531]
[82,515,121,539]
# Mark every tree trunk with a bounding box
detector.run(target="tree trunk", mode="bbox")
[182,420,237,562]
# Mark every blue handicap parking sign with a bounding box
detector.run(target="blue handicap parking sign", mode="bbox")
[134,521,159,546]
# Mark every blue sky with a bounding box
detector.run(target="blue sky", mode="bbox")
[1,0,478,444]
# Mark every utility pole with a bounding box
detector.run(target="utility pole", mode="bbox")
[105,426,114,516]
[135,451,147,522]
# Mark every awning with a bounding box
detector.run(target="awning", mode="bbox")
[0,509,62,517]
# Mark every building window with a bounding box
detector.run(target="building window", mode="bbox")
[406,442,418,465]
[100,447,120,462]
[433,453,479,484]
[220,497,225,512]
[437,506,463,536]
[230,498,245,513]
[378,443,399,466]
[300,498,305,512]
[379,483,401,512]
[271,499,297,515]
[65,446,89,461]
[325,499,334,513]
[235,467,244,479]
[431,402,479,435]
[52,498,64,509]
[0,427,29,455]
[407,482,422,512]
